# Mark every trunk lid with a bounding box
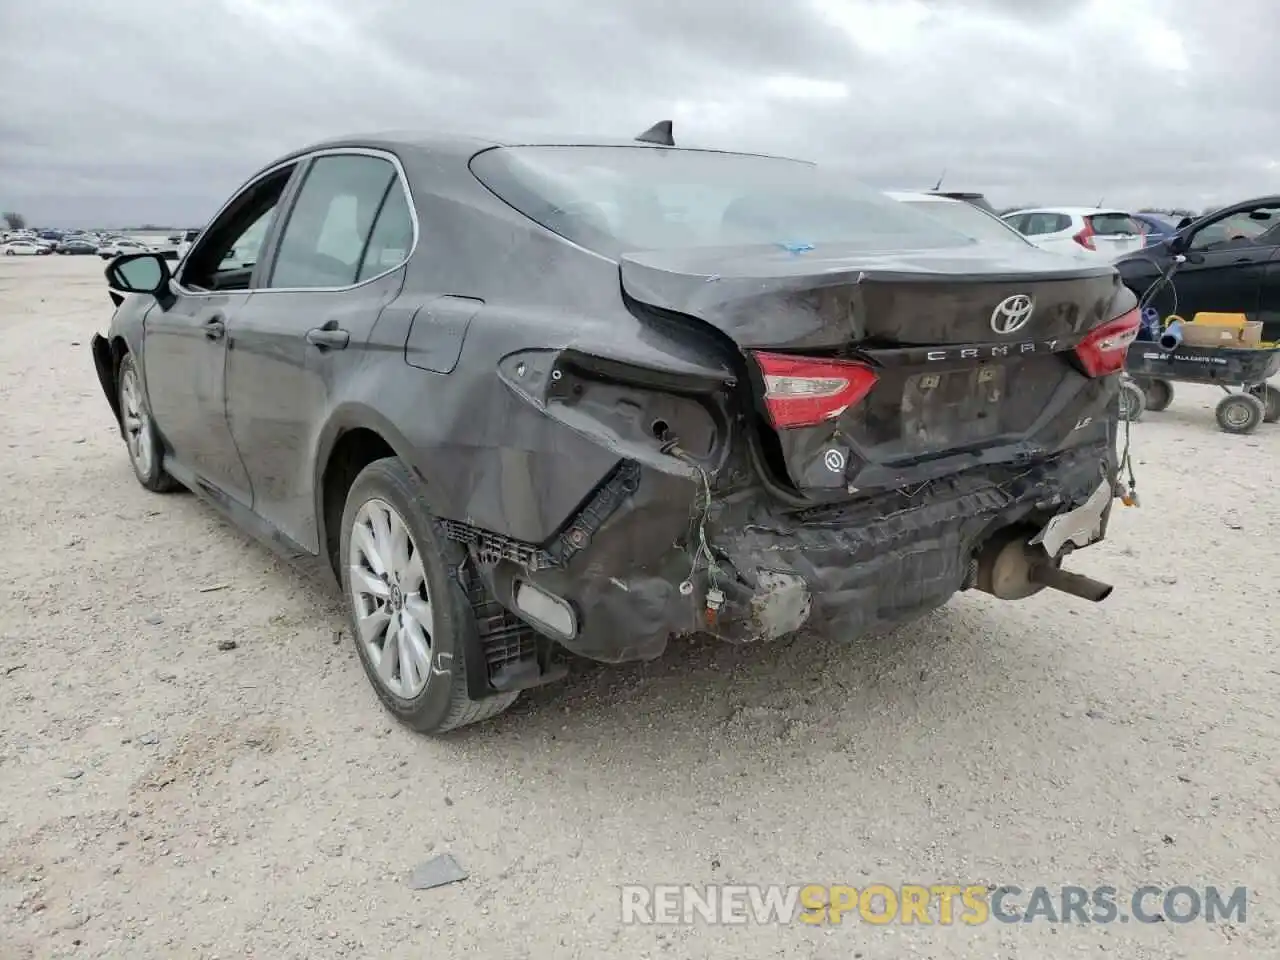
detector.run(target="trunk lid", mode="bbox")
[620,243,1131,499]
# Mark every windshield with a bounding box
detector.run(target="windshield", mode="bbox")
[470,146,975,258]
[897,198,1031,246]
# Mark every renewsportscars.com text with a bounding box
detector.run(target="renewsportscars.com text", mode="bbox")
[620,884,1248,926]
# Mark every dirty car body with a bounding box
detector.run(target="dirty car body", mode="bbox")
[91,133,1136,728]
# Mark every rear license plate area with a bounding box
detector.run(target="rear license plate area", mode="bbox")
[900,365,1007,452]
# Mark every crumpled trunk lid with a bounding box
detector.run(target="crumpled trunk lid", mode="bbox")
[619,243,1129,500]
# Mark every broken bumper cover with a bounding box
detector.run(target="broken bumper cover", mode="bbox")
[475,442,1116,662]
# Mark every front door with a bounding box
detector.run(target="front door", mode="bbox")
[1261,227,1280,342]
[143,291,252,503]
[1173,201,1280,326]
[226,151,416,553]
[147,159,303,506]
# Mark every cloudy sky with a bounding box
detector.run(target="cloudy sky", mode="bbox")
[1,0,1276,227]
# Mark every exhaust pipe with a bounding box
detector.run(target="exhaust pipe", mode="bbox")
[1029,563,1113,603]
[974,529,1113,603]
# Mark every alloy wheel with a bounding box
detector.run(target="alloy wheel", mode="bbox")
[348,498,435,699]
[120,367,154,478]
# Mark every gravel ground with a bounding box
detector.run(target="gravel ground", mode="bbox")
[1,255,1277,959]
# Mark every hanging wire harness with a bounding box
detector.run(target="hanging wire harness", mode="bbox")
[1115,252,1187,508]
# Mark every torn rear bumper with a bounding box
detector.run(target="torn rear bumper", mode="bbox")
[475,441,1115,663]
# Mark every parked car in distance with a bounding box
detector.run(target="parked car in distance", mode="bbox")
[1131,212,1181,247]
[1115,195,1280,343]
[2,239,53,256]
[56,238,101,255]
[1002,207,1146,261]
[92,130,1135,734]
[97,237,153,259]
[887,191,1039,246]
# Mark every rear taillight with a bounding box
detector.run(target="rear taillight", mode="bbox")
[1072,218,1097,250]
[1074,308,1140,377]
[751,351,879,429]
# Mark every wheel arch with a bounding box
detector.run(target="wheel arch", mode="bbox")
[314,404,440,578]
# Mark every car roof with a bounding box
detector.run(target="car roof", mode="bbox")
[1003,206,1131,217]
[884,191,959,203]
[249,130,812,184]
[276,129,803,165]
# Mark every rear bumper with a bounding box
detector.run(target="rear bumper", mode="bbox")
[477,439,1116,663]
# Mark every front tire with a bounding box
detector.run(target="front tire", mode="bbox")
[117,353,180,492]
[1215,393,1265,435]
[339,457,518,735]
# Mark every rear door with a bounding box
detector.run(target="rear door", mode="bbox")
[224,150,414,554]
[1087,213,1145,259]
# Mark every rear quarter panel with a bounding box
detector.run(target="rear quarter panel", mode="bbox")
[321,184,734,544]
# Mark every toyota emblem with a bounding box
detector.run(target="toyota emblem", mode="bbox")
[990,294,1035,335]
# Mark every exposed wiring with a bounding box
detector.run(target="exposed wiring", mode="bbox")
[662,440,724,611]
[685,463,721,593]
[1132,253,1184,321]
[1114,252,1183,509]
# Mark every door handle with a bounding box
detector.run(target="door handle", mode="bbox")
[204,315,226,341]
[306,326,350,350]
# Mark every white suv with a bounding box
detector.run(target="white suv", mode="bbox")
[1001,207,1145,261]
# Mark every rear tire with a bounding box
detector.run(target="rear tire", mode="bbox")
[1118,380,1146,422]
[1141,377,1174,413]
[339,457,518,735]
[1215,393,1265,435]
[1248,383,1280,423]
[117,353,181,492]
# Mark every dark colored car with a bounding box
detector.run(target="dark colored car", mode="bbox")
[56,238,100,255]
[91,132,1136,734]
[1130,213,1180,247]
[1115,195,1280,343]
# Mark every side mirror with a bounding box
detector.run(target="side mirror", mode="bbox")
[1168,233,1189,256]
[1175,216,1193,230]
[105,252,172,297]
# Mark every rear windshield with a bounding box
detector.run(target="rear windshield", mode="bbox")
[1088,213,1140,235]
[898,199,1031,246]
[470,145,975,258]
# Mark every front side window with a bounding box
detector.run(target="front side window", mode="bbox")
[268,155,403,289]
[470,145,974,259]
[179,164,296,292]
[1190,205,1280,251]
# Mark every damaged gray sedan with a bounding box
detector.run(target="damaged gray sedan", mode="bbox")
[91,127,1139,734]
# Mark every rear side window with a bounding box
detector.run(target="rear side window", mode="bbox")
[269,154,401,289]
[1088,213,1140,236]
[1020,213,1070,236]
[470,145,975,259]
[357,179,415,282]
